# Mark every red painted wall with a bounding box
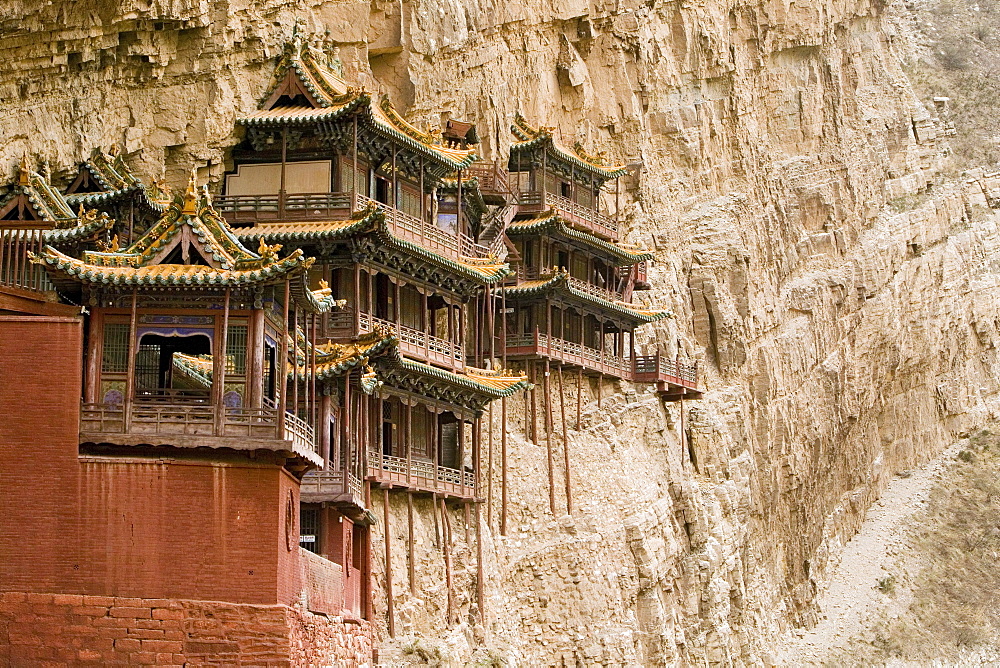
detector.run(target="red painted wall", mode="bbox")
[0,314,302,606]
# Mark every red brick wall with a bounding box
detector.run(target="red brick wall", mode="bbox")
[0,316,83,594]
[0,591,377,666]
[75,457,286,604]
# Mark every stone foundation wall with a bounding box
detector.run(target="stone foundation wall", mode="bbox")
[0,592,376,667]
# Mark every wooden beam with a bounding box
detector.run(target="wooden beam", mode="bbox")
[500,396,508,536]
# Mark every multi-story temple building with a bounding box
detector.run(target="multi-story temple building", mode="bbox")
[0,34,700,665]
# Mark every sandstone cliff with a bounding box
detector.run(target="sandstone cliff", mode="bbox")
[3,0,1000,664]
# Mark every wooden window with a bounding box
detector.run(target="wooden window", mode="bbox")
[226,324,248,375]
[102,323,129,373]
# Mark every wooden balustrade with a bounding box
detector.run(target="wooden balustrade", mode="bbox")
[369,452,475,498]
[0,229,53,293]
[358,311,463,370]
[301,469,365,505]
[515,190,619,239]
[79,400,319,455]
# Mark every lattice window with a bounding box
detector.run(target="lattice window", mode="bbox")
[299,506,320,554]
[226,324,248,375]
[102,323,129,373]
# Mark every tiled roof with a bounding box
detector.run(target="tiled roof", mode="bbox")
[507,212,653,265]
[32,174,318,295]
[503,271,671,324]
[238,40,478,171]
[510,113,627,181]
[235,205,512,284]
[0,158,77,223]
[394,358,530,398]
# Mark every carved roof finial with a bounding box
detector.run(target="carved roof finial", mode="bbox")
[18,154,31,186]
[182,168,198,215]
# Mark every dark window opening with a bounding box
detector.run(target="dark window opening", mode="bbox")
[135,333,212,399]
[300,506,320,554]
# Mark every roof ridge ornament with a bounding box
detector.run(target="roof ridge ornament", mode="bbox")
[181,169,198,215]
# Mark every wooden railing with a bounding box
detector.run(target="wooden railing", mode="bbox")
[354,194,490,260]
[213,192,354,223]
[632,354,700,389]
[466,161,514,200]
[358,311,463,369]
[505,331,630,377]
[300,469,364,504]
[79,401,317,454]
[215,190,495,260]
[0,229,53,293]
[565,275,623,303]
[516,190,619,239]
[370,453,475,497]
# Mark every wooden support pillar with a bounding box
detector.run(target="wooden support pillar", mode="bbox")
[475,498,485,623]
[501,396,508,536]
[280,126,288,218]
[486,403,494,531]
[84,310,102,405]
[558,364,572,515]
[407,491,416,596]
[576,367,583,429]
[278,280,290,433]
[457,416,466,497]
[319,393,332,467]
[441,497,454,627]
[463,500,471,550]
[214,288,231,436]
[405,400,413,486]
[248,308,265,409]
[383,488,395,638]
[343,370,352,478]
[544,359,555,514]
[124,289,138,432]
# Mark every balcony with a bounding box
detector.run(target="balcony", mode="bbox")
[300,469,365,508]
[505,331,631,378]
[632,354,702,398]
[213,191,491,263]
[565,275,623,304]
[367,453,476,499]
[516,190,619,241]
[358,311,463,371]
[79,400,321,465]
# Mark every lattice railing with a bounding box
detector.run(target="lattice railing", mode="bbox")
[0,229,53,293]
[358,311,463,365]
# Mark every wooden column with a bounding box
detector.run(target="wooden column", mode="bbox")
[405,400,413,486]
[407,491,416,596]
[500,395,508,536]
[353,263,361,334]
[214,288,231,436]
[441,497,454,627]
[383,488,395,638]
[278,280,290,433]
[84,310,102,405]
[544,359,555,514]
[291,308,299,423]
[123,289,138,431]
[352,114,359,201]
[475,497,485,623]
[247,308,265,409]
[457,416,466,497]
[319,393,332,467]
[558,364,572,515]
[343,370,352,479]
[577,367,583,429]
[280,126,288,218]
[486,403,494,530]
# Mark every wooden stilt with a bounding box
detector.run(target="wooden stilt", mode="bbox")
[545,359,555,514]
[576,367,583,429]
[486,402,494,531]
[432,492,440,548]
[558,365,572,515]
[463,500,472,547]
[475,499,485,624]
[383,488,395,638]
[441,497,454,627]
[407,491,416,596]
[500,396,509,536]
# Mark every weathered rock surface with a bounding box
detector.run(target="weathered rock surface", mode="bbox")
[4,0,1000,664]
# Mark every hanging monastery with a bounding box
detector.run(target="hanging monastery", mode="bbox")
[0,35,701,665]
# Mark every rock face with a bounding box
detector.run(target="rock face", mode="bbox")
[4,0,1000,664]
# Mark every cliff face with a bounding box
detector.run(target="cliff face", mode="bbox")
[4,0,1000,664]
